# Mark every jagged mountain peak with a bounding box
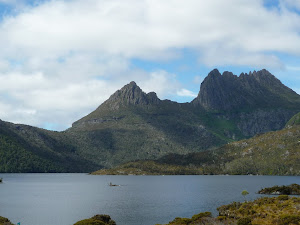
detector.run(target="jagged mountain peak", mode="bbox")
[121,81,138,90]
[104,81,161,108]
[207,68,221,77]
[71,81,161,129]
[193,69,300,111]
[205,69,273,80]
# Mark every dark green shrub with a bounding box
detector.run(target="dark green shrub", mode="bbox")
[169,217,192,224]
[279,215,300,225]
[91,215,116,225]
[0,216,13,224]
[74,214,116,225]
[74,219,106,225]
[191,211,211,221]
[217,216,227,221]
[0,216,9,223]
[237,217,252,225]
[278,195,289,201]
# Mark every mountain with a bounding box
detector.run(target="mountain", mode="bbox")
[1,69,300,172]
[193,69,299,111]
[92,118,300,175]
[0,120,99,172]
[193,69,300,136]
[66,69,300,168]
[67,81,226,168]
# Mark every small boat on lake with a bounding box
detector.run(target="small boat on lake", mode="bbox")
[109,182,119,186]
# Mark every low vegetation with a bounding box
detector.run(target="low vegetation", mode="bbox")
[92,124,300,175]
[74,214,116,225]
[258,184,300,195]
[159,212,214,225]
[0,216,14,225]
[159,196,300,225]
[91,160,203,175]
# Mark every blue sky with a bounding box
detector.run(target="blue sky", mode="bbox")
[0,0,299,130]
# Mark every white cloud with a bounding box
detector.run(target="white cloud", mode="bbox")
[0,0,300,63]
[193,75,203,84]
[0,0,300,129]
[286,66,300,71]
[0,68,181,130]
[282,0,300,10]
[177,89,197,98]
[137,70,180,99]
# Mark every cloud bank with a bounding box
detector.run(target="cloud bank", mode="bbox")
[0,0,299,130]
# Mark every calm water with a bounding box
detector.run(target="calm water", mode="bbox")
[0,174,299,225]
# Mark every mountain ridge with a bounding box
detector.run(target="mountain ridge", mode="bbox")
[1,68,300,172]
[192,69,299,111]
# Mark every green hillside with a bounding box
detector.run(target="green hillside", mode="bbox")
[0,120,99,172]
[92,123,300,175]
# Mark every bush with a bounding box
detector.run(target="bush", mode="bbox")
[237,217,252,225]
[217,216,226,221]
[0,216,13,225]
[74,219,106,225]
[278,195,289,201]
[278,215,300,225]
[191,211,211,221]
[0,216,9,223]
[74,215,116,225]
[168,217,192,224]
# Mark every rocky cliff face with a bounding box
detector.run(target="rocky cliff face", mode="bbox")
[237,109,296,136]
[193,69,299,111]
[102,81,161,109]
[191,69,300,137]
[72,81,161,129]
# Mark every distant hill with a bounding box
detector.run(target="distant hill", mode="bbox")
[1,69,300,172]
[0,120,99,172]
[92,118,300,175]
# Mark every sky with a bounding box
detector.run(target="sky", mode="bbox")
[0,0,300,131]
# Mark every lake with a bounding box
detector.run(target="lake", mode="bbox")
[0,174,299,225]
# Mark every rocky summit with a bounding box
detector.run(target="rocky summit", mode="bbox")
[1,69,300,172]
[193,69,299,111]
